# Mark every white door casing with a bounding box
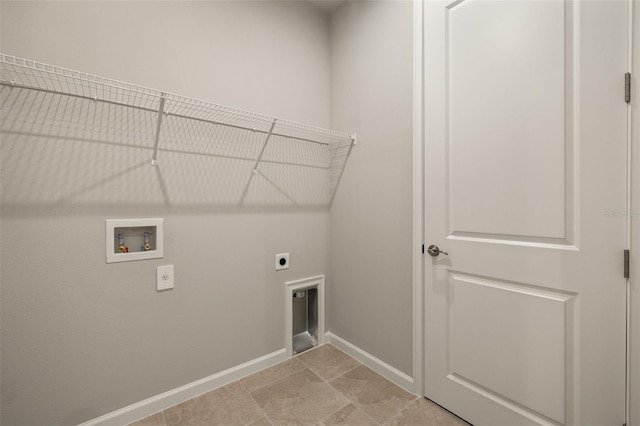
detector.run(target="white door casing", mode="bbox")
[630,2,640,425]
[423,1,628,425]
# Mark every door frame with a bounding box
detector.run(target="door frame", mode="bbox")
[630,1,639,424]
[412,0,425,399]
[411,1,636,424]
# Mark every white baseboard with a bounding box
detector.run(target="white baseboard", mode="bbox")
[324,332,415,394]
[78,348,287,426]
[78,334,415,425]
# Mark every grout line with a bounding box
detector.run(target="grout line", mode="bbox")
[380,397,418,426]
[335,362,364,380]
[242,384,270,426]
[294,350,320,370]
[323,361,365,388]
[314,400,352,425]
[383,395,419,424]
[321,348,418,425]
[295,362,322,379]
[311,348,382,425]
[309,346,373,425]
[240,359,307,395]
[297,345,363,383]
[363,407,384,426]
[321,385,381,425]
[324,378,378,425]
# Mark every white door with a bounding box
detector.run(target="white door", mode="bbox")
[423,1,628,425]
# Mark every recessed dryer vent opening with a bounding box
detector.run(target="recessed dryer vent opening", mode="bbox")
[285,275,325,358]
[292,288,318,354]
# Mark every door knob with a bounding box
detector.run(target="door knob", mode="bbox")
[427,245,448,257]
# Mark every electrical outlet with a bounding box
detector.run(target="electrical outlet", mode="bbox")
[276,253,289,271]
[157,265,174,291]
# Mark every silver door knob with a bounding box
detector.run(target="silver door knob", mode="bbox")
[427,245,448,257]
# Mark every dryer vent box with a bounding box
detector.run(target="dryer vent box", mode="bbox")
[285,275,325,358]
[292,287,318,354]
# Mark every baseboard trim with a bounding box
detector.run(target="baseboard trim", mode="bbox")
[78,348,288,426]
[324,332,415,394]
[78,335,415,425]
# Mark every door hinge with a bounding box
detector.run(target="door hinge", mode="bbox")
[624,249,630,279]
[625,72,631,103]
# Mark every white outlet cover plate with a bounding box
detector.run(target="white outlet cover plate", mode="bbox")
[157,265,174,291]
[276,253,289,271]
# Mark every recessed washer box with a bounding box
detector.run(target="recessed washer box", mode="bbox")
[106,218,164,263]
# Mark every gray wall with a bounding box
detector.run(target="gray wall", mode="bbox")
[0,2,332,424]
[328,1,414,376]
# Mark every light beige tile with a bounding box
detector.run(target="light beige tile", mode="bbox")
[385,398,469,426]
[241,358,306,393]
[128,412,165,426]
[296,344,361,381]
[248,416,273,426]
[330,365,416,425]
[163,382,263,426]
[252,368,350,426]
[318,403,378,426]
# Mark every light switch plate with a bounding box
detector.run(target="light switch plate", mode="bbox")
[157,265,174,291]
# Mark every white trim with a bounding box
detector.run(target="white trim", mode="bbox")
[630,2,639,425]
[627,2,634,426]
[78,348,287,426]
[412,0,425,398]
[285,275,325,358]
[325,332,415,394]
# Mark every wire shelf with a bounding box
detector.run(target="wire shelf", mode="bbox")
[0,54,355,205]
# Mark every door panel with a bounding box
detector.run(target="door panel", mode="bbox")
[447,0,568,240]
[448,272,573,424]
[424,1,628,425]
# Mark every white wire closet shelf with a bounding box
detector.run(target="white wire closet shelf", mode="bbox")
[0,54,356,206]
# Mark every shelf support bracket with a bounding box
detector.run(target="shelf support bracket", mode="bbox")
[151,93,167,166]
[252,119,277,175]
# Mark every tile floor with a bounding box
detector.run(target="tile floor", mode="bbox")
[128,344,468,426]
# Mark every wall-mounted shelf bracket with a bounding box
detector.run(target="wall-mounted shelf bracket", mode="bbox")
[151,93,167,166]
[251,119,277,175]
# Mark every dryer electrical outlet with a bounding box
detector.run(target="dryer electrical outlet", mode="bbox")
[276,253,289,271]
